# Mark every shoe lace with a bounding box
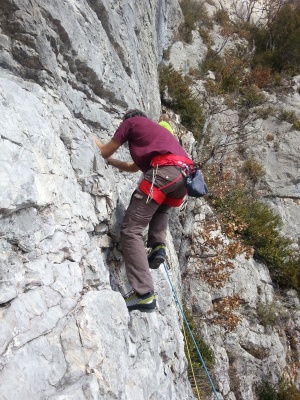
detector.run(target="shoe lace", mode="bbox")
[123,288,135,299]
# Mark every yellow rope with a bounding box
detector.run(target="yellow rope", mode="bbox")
[182,317,201,399]
[169,257,201,400]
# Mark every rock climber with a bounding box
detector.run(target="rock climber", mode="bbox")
[94,109,193,311]
[158,112,174,135]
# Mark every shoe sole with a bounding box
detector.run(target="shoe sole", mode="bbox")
[127,299,156,312]
[149,256,165,269]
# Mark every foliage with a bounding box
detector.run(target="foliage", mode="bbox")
[183,306,215,396]
[255,106,275,120]
[211,294,241,331]
[207,163,300,292]
[213,8,230,26]
[271,3,300,75]
[216,46,251,93]
[244,66,273,88]
[162,47,171,61]
[257,379,300,400]
[277,109,300,130]
[250,2,300,75]
[178,0,212,43]
[240,84,267,108]
[200,48,223,79]
[242,158,265,181]
[201,44,258,96]
[256,301,288,327]
[159,64,205,140]
[162,0,300,296]
[257,382,280,400]
[198,27,212,45]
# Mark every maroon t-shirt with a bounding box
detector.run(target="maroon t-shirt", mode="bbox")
[113,116,189,172]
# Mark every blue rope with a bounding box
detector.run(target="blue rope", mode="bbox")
[163,262,220,400]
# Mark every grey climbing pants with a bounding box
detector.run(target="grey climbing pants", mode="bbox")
[121,165,187,295]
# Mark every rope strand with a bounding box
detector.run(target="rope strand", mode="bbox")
[163,262,220,400]
[168,258,201,399]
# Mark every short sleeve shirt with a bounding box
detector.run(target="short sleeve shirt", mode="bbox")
[113,117,189,172]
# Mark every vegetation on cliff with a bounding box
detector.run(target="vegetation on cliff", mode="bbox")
[160,0,300,397]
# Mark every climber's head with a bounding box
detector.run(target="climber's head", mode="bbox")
[123,109,147,121]
[158,113,170,122]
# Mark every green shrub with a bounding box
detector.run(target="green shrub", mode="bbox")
[249,3,300,75]
[277,109,300,130]
[183,306,215,396]
[200,48,223,78]
[237,202,288,260]
[178,0,212,43]
[248,24,273,69]
[240,84,266,108]
[240,203,299,290]
[162,47,171,61]
[277,380,300,400]
[183,306,214,369]
[293,118,300,130]
[271,3,300,75]
[256,301,287,328]
[201,45,251,94]
[208,168,300,292]
[159,64,205,140]
[278,109,296,123]
[213,9,230,26]
[255,106,275,120]
[257,379,300,400]
[243,158,265,181]
[257,382,279,400]
[220,47,250,93]
[198,27,212,45]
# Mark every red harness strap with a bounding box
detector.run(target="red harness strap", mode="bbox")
[151,154,193,168]
[139,179,184,207]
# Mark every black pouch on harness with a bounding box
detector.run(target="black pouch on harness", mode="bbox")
[186,167,208,197]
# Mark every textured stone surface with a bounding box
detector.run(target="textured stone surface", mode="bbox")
[166,14,300,398]
[0,1,195,399]
[1,0,300,399]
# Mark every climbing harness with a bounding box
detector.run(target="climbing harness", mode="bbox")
[139,177,184,207]
[163,262,220,400]
[150,153,194,168]
[139,154,194,207]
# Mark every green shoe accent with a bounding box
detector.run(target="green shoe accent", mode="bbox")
[124,290,156,311]
[148,244,166,269]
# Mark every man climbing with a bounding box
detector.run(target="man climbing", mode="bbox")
[158,112,174,135]
[94,109,193,311]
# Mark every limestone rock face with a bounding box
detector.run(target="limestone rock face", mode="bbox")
[1,1,300,399]
[167,13,300,400]
[0,1,195,399]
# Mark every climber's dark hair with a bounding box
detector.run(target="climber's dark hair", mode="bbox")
[123,109,147,121]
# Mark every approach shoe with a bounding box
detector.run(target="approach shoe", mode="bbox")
[148,244,166,269]
[124,290,156,311]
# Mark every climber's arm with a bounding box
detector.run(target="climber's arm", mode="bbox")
[106,158,140,172]
[93,136,139,173]
[94,137,120,158]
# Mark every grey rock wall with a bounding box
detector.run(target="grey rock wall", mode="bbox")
[2,0,300,399]
[168,13,300,399]
[0,1,195,399]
